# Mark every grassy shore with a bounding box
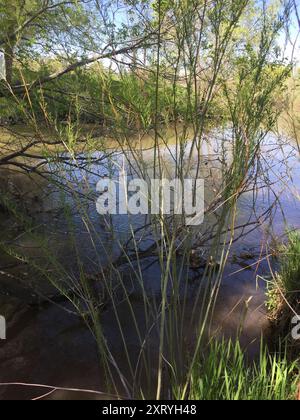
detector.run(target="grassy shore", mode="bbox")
[185,339,299,400]
[267,231,300,360]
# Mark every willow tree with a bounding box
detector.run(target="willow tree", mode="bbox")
[0,1,88,85]
[0,0,155,95]
[0,0,156,172]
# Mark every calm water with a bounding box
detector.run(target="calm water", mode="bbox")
[0,129,300,399]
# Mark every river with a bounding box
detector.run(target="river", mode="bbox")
[0,127,299,399]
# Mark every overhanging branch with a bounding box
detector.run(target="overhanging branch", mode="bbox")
[0,33,155,97]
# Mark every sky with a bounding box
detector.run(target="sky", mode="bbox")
[280,9,300,66]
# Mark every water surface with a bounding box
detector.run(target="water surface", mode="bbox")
[0,129,300,399]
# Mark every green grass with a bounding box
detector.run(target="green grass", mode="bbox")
[279,231,300,294]
[266,231,300,315]
[185,339,299,401]
[266,231,300,360]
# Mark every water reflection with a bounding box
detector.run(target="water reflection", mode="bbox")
[0,129,300,398]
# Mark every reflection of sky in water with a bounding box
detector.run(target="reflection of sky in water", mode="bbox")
[34,132,299,310]
[234,135,300,251]
[2,131,300,293]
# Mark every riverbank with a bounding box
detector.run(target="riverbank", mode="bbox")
[266,231,300,358]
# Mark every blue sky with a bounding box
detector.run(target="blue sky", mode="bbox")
[280,7,300,65]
